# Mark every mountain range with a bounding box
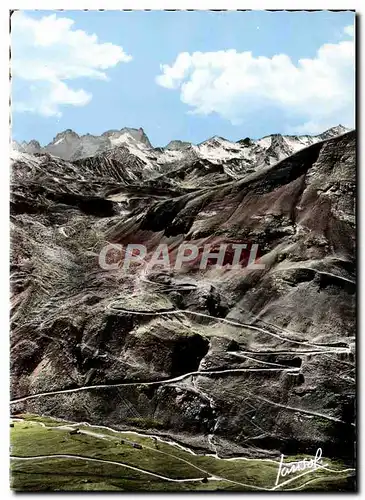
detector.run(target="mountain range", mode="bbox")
[10,124,356,491]
[12,124,349,178]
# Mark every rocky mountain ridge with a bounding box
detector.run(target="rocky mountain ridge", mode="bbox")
[12,125,350,177]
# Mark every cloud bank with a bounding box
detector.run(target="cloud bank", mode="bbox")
[11,12,132,117]
[156,25,355,134]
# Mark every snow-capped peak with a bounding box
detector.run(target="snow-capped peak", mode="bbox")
[12,124,352,177]
[104,127,152,148]
[52,129,80,143]
[318,124,350,140]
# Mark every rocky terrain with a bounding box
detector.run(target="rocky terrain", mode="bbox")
[10,125,356,490]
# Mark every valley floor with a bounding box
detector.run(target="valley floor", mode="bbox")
[10,415,355,492]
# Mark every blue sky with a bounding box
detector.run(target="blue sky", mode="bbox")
[11,10,355,147]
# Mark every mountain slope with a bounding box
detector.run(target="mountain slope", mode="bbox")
[10,129,355,467]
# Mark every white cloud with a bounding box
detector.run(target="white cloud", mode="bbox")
[344,24,355,37]
[156,25,355,134]
[11,11,132,117]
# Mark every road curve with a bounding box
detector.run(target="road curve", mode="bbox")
[106,300,343,351]
[10,367,300,404]
[10,454,211,483]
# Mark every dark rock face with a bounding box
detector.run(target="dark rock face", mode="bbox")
[10,129,355,466]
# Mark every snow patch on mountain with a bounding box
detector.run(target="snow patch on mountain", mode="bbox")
[12,124,351,181]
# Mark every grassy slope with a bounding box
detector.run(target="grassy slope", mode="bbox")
[10,415,355,492]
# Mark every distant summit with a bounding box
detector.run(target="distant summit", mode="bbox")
[317,124,349,140]
[12,127,152,162]
[165,140,192,151]
[103,127,152,148]
[12,124,351,166]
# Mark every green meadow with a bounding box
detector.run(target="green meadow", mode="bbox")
[10,415,355,492]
